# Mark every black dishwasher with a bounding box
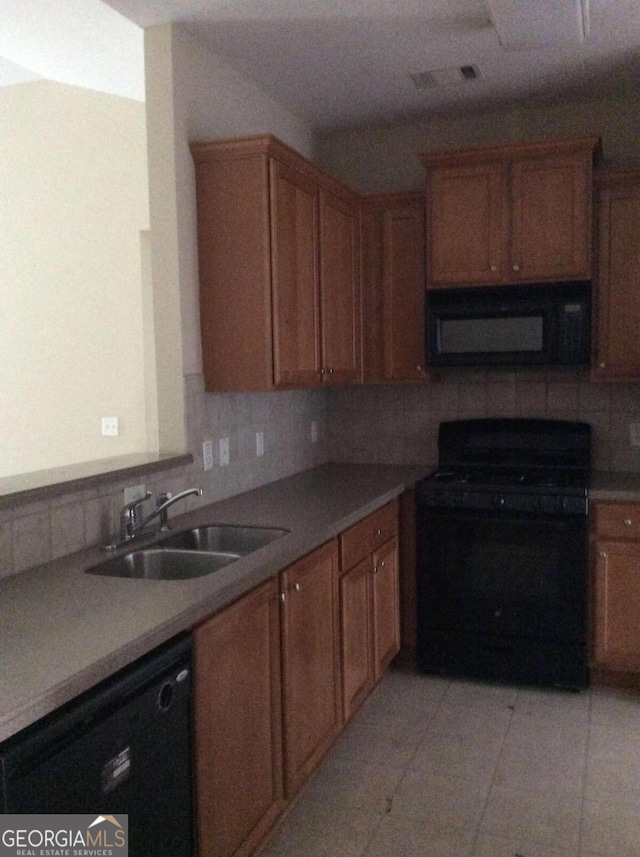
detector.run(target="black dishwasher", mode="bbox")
[0,633,193,857]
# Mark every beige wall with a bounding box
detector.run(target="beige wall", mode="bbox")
[0,81,151,477]
[317,92,640,193]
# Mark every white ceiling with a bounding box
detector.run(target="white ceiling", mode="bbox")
[0,0,144,101]
[101,0,640,129]
[3,1,639,127]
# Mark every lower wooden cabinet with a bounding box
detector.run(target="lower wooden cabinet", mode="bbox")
[193,512,401,855]
[193,578,284,857]
[339,501,400,721]
[592,502,640,673]
[280,539,342,796]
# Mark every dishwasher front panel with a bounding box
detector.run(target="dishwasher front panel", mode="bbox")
[0,634,194,857]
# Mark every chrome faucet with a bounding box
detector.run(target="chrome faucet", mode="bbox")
[105,487,204,550]
[137,488,204,534]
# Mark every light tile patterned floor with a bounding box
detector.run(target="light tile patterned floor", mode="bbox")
[260,668,640,857]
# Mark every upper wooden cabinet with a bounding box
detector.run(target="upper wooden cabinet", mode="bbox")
[592,169,640,381]
[191,135,361,391]
[361,192,428,383]
[420,137,600,289]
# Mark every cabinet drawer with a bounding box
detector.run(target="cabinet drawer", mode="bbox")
[340,500,398,570]
[593,503,640,539]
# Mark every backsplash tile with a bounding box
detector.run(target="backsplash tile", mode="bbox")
[2,371,640,576]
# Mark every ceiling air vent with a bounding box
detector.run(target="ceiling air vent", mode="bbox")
[410,65,480,89]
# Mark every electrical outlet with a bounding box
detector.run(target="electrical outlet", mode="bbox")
[101,416,119,436]
[219,437,230,466]
[310,420,318,444]
[256,431,264,458]
[123,484,146,505]
[630,423,640,447]
[202,440,214,471]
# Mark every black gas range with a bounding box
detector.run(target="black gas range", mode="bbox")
[416,418,591,689]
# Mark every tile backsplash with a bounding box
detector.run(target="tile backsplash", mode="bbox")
[2,370,639,578]
[327,372,640,472]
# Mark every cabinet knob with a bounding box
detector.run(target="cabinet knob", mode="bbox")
[624,518,633,526]
[293,582,301,592]
[320,367,327,375]
[380,561,386,568]
[599,550,607,559]
[375,528,382,536]
[280,591,286,602]
[599,362,606,369]
[512,264,520,272]
[328,368,334,374]
[416,365,422,372]
[490,264,498,272]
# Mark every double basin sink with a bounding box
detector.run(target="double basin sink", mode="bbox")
[86,525,289,581]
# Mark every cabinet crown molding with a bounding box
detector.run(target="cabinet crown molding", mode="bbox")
[418,135,602,169]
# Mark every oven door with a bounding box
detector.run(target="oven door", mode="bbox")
[416,505,588,686]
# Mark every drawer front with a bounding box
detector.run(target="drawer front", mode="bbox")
[593,502,640,540]
[340,500,398,570]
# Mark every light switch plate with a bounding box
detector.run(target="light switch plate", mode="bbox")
[101,416,119,436]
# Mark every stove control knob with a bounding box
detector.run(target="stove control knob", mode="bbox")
[494,495,506,509]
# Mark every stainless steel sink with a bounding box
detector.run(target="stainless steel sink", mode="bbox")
[86,548,241,580]
[158,524,289,555]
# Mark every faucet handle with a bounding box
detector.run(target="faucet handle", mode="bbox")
[120,491,152,540]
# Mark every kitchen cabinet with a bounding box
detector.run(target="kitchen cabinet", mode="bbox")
[191,135,361,391]
[193,579,284,857]
[280,539,342,796]
[592,502,640,675]
[361,192,428,383]
[339,500,400,720]
[592,168,640,381]
[420,136,600,288]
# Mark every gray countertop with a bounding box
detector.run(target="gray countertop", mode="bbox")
[590,470,640,501]
[0,463,427,744]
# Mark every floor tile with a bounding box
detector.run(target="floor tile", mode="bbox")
[580,796,640,857]
[330,720,422,768]
[471,832,579,857]
[427,701,513,744]
[479,785,581,851]
[443,679,519,711]
[409,731,502,782]
[584,727,640,802]
[390,768,491,830]
[301,755,405,814]
[492,740,586,795]
[260,798,381,857]
[362,814,475,857]
[590,689,640,734]
[503,710,589,753]
[513,686,591,725]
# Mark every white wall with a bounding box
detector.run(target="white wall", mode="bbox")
[0,81,150,477]
[317,92,640,193]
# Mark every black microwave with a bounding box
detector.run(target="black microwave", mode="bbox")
[427,281,591,370]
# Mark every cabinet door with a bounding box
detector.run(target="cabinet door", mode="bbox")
[319,189,361,384]
[340,556,374,721]
[280,540,341,796]
[427,162,505,287]
[593,177,640,380]
[372,537,400,680]
[510,153,592,282]
[594,540,640,671]
[382,204,428,382]
[270,159,321,387]
[194,579,283,857]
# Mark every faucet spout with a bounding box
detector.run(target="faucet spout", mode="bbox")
[138,487,204,534]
